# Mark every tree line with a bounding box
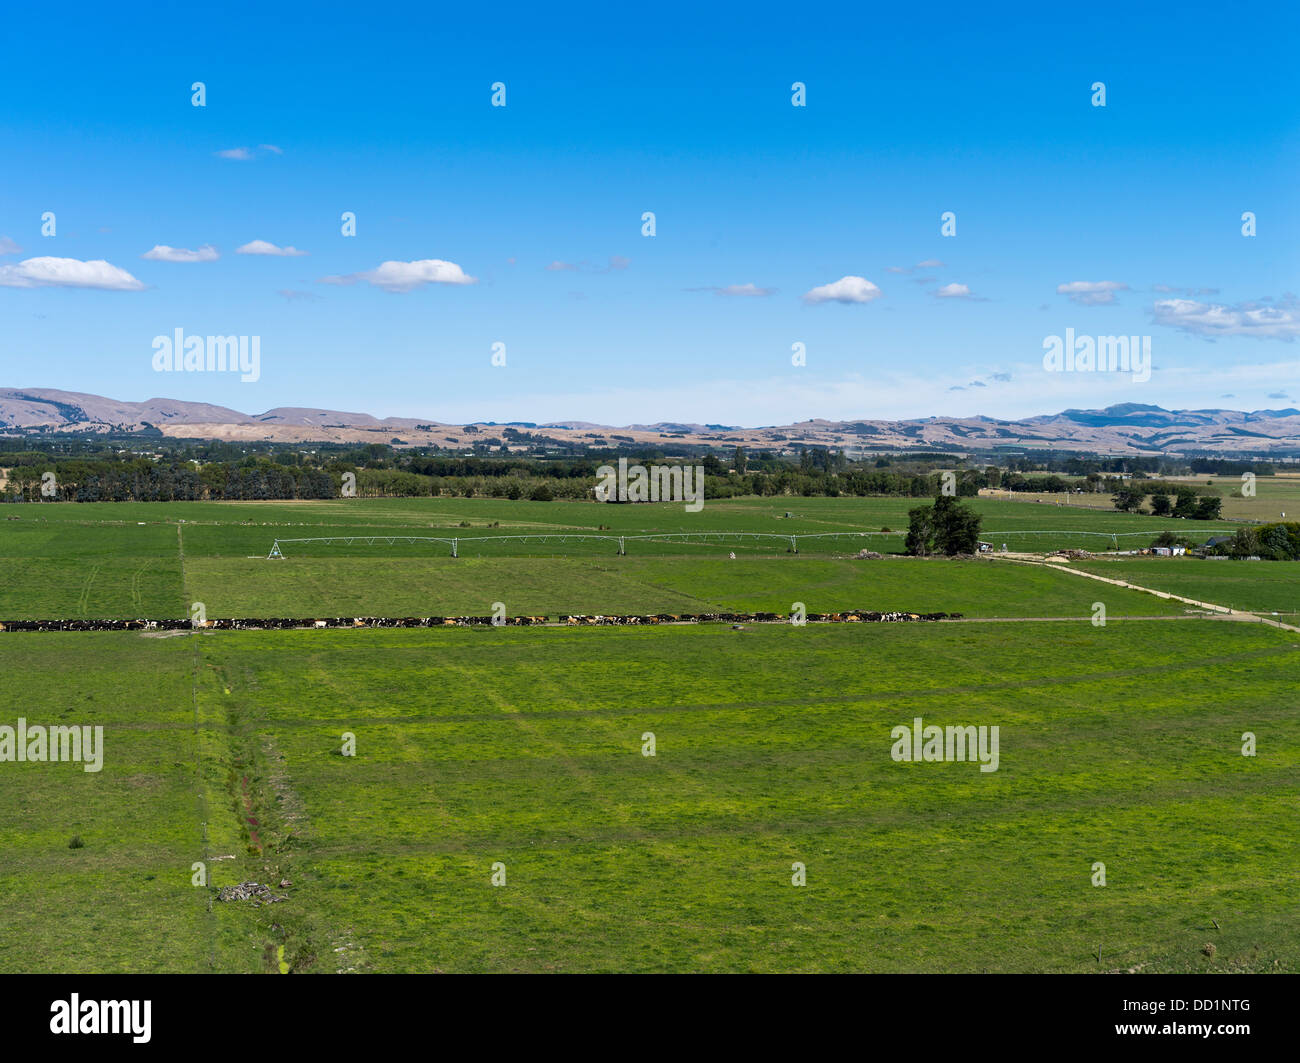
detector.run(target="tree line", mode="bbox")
[1,459,335,502]
[1207,522,1300,560]
[1111,484,1223,520]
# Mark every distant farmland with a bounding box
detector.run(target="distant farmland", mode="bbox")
[1,495,1295,975]
[0,496,1241,620]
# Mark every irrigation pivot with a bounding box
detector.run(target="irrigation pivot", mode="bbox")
[266,528,1167,559]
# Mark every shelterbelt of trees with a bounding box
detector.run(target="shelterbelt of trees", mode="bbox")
[1111,483,1224,520]
[1209,522,1300,560]
[0,446,964,502]
[0,436,1278,504]
[1,457,335,502]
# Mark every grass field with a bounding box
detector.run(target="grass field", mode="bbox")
[1,495,1294,975]
[180,556,1193,620]
[1073,557,1300,619]
[991,473,1300,523]
[1,621,1295,973]
[1173,473,1300,523]
[0,633,260,972]
[0,496,1243,619]
[1,494,1245,543]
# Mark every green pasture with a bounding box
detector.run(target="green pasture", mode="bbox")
[1075,557,1300,618]
[0,496,1245,619]
[181,555,1189,620]
[1,621,1294,972]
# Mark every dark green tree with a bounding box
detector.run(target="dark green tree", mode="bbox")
[904,503,937,556]
[1193,496,1222,520]
[1112,487,1146,513]
[1172,487,1199,518]
[905,495,983,556]
[932,494,983,555]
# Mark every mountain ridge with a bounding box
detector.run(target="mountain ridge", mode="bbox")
[1,387,1297,457]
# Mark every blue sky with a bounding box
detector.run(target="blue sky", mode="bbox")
[1,0,1297,425]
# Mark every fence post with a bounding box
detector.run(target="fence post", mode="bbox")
[451,538,458,558]
[618,537,625,555]
[790,535,798,554]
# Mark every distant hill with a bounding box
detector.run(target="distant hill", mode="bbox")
[1,387,1297,457]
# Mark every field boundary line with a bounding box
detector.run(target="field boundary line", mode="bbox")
[180,523,218,972]
[75,561,101,615]
[995,556,1300,634]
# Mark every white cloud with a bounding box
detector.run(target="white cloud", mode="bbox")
[546,255,629,273]
[717,283,774,297]
[1057,280,1128,305]
[142,243,219,263]
[1154,284,1218,296]
[915,259,945,269]
[935,282,972,299]
[0,256,146,290]
[684,282,774,297]
[1152,296,1300,341]
[415,357,1300,426]
[803,275,882,305]
[237,240,308,257]
[217,145,281,160]
[0,236,22,256]
[321,258,477,293]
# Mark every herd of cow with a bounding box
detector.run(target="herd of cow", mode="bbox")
[555,610,959,625]
[0,610,960,633]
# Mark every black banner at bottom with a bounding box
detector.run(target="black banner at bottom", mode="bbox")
[1,973,1290,1051]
